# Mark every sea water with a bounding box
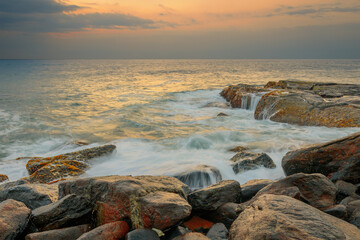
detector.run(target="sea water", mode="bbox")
[0,59,359,184]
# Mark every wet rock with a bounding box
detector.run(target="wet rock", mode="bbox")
[0,199,31,240]
[78,221,129,240]
[173,232,210,240]
[125,229,160,240]
[59,175,190,229]
[206,223,228,240]
[228,145,249,152]
[183,216,214,233]
[229,194,360,240]
[220,84,266,108]
[137,191,192,230]
[0,184,58,209]
[163,226,191,240]
[25,224,91,240]
[188,180,241,211]
[0,174,9,183]
[31,194,92,231]
[240,179,274,202]
[282,132,360,184]
[202,102,230,109]
[173,165,222,189]
[204,203,241,229]
[216,112,228,117]
[336,180,358,200]
[256,173,337,210]
[323,205,347,220]
[230,150,276,174]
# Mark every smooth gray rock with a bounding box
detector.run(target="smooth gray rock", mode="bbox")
[206,223,228,240]
[336,180,357,199]
[240,179,274,202]
[126,229,160,240]
[173,165,222,189]
[173,232,210,240]
[230,151,275,174]
[323,205,347,220]
[350,208,360,229]
[205,202,241,229]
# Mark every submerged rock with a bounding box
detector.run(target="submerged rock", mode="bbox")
[0,199,31,240]
[282,132,360,184]
[59,175,190,229]
[230,150,276,174]
[0,174,9,183]
[25,224,91,240]
[173,165,222,189]
[188,180,241,211]
[0,184,58,209]
[229,194,360,240]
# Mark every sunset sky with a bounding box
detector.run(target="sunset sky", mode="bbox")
[1,0,359,59]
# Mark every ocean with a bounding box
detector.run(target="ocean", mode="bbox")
[0,59,359,185]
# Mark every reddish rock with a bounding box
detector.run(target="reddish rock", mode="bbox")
[0,174,9,182]
[282,132,360,184]
[25,224,90,240]
[183,216,214,232]
[0,199,31,240]
[228,146,249,152]
[77,221,129,240]
[220,84,266,108]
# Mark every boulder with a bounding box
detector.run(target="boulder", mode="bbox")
[59,175,190,229]
[0,184,58,209]
[125,229,160,240]
[255,173,337,210]
[173,232,210,240]
[0,199,31,240]
[336,180,358,200]
[323,205,347,220]
[31,194,92,231]
[206,223,228,240]
[230,151,276,174]
[188,180,241,211]
[173,165,222,189]
[282,132,360,184]
[240,179,274,202]
[25,224,91,240]
[184,216,214,233]
[77,221,129,240]
[204,203,241,229]
[0,174,9,182]
[341,198,360,217]
[220,84,266,108]
[137,192,192,230]
[0,179,28,191]
[229,194,360,240]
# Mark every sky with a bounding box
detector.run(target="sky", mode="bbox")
[0,0,359,59]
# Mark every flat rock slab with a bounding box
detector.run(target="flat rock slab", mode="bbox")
[25,224,91,240]
[0,199,31,240]
[78,221,129,240]
[282,132,360,184]
[59,175,191,229]
[188,180,241,211]
[173,165,222,189]
[229,194,360,240]
[0,184,58,209]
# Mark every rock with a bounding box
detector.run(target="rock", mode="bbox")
[31,194,92,231]
[228,146,249,152]
[173,232,210,240]
[202,102,230,109]
[188,180,241,211]
[25,224,90,240]
[204,203,241,229]
[0,184,58,209]
[216,112,228,117]
[0,199,31,240]
[341,198,360,217]
[256,173,337,210]
[173,165,222,189]
[229,194,360,240]
[59,175,190,229]
[125,229,160,240]
[282,132,360,184]
[323,205,347,219]
[163,226,191,240]
[240,179,274,202]
[220,84,266,108]
[206,223,228,240]
[0,174,9,182]
[0,179,28,191]
[77,221,129,240]
[183,216,214,233]
[230,151,276,174]
[350,208,360,229]
[336,180,358,200]
[137,191,191,230]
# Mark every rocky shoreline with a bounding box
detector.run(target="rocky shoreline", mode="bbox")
[1,80,360,240]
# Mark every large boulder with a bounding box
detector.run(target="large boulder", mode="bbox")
[282,132,360,184]
[25,224,91,240]
[0,184,58,209]
[229,194,360,240]
[220,84,266,108]
[0,199,31,240]
[173,165,222,189]
[255,173,337,210]
[240,179,274,202]
[230,151,276,174]
[31,194,92,231]
[77,221,129,240]
[188,180,241,211]
[59,175,191,229]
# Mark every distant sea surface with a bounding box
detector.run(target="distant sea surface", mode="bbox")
[1,59,359,184]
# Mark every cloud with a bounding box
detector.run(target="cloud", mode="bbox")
[0,0,81,14]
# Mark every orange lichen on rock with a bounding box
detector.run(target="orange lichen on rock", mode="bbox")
[0,174,9,183]
[184,216,214,232]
